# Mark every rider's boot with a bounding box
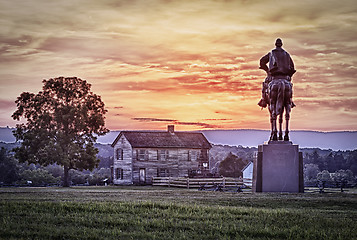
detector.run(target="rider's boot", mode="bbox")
[258,98,267,108]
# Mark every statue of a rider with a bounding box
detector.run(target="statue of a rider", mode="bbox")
[258,38,296,108]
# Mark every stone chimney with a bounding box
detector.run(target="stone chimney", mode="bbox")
[167,125,175,134]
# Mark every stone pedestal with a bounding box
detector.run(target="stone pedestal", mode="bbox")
[253,141,304,193]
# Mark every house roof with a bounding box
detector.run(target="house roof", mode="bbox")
[111,131,212,149]
[241,161,253,172]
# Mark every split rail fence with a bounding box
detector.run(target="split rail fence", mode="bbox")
[152,177,252,189]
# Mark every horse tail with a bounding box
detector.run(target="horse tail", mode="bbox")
[276,80,285,116]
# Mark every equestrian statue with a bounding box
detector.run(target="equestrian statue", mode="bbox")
[258,38,296,141]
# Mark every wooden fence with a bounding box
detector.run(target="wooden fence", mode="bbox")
[152,177,252,189]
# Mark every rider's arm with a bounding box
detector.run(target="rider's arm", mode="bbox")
[289,56,296,77]
[259,53,270,73]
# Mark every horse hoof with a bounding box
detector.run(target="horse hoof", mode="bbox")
[284,135,289,141]
[271,134,278,141]
[278,134,283,141]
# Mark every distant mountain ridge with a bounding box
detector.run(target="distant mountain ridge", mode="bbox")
[1,127,356,151]
[94,129,357,151]
[201,130,357,151]
[0,127,17,143]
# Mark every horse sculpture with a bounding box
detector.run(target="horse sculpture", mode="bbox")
[259,39,296,141]
[261,76,293,141]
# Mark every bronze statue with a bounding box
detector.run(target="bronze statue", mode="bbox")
[258,38,296,141]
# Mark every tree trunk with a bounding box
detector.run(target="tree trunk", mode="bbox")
[63,165,70,187]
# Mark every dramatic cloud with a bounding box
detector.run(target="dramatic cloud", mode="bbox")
[0,0,356,131]
[132,118,177,122]
[132,117,219,129]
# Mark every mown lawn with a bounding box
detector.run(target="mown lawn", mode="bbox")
[0,186,356,239]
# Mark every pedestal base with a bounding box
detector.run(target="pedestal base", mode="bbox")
[253,141,304,193]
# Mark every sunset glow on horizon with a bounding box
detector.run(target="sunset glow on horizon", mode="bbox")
[0,0,356,132]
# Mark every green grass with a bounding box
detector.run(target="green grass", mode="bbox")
[1,186,357,239]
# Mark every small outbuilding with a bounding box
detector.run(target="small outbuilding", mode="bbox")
[242,161,253,186]
[111,125,212,185]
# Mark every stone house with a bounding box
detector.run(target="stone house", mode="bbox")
[111,125,212,185]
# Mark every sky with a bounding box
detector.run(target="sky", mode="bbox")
[0,0,356,131]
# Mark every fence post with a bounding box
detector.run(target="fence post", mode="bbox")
[187,178,189,189]
[223,177,226,188]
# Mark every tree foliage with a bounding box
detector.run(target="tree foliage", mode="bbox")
[331,169,354,191]
[0,148,20,184]
[20,169,61,186]
[218,152,248,178]
[304,163,320,186]
[317,170,333,185]
[12,77,108,186]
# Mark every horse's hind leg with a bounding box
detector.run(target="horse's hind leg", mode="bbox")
[278,114,283,140]
[270,114,278,141]
[284,106,291,141]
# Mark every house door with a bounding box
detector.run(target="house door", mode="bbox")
[139,168,146,184]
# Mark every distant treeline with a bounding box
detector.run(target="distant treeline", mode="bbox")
[0,144,112,187]
[1,142,357,187]
[210,144,357,187]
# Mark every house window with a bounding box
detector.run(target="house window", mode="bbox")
[115,168,123,180]
[158,150,168,161]
[190,151,197,161]
[116,148,123,160]
[203,162,208,169]
[169,150,178,160]
[137,149,148,161]
[157,168,169,177]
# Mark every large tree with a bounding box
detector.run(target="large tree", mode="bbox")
[12,77,108,187]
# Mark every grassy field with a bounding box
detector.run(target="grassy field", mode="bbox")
[1,186,357,239]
